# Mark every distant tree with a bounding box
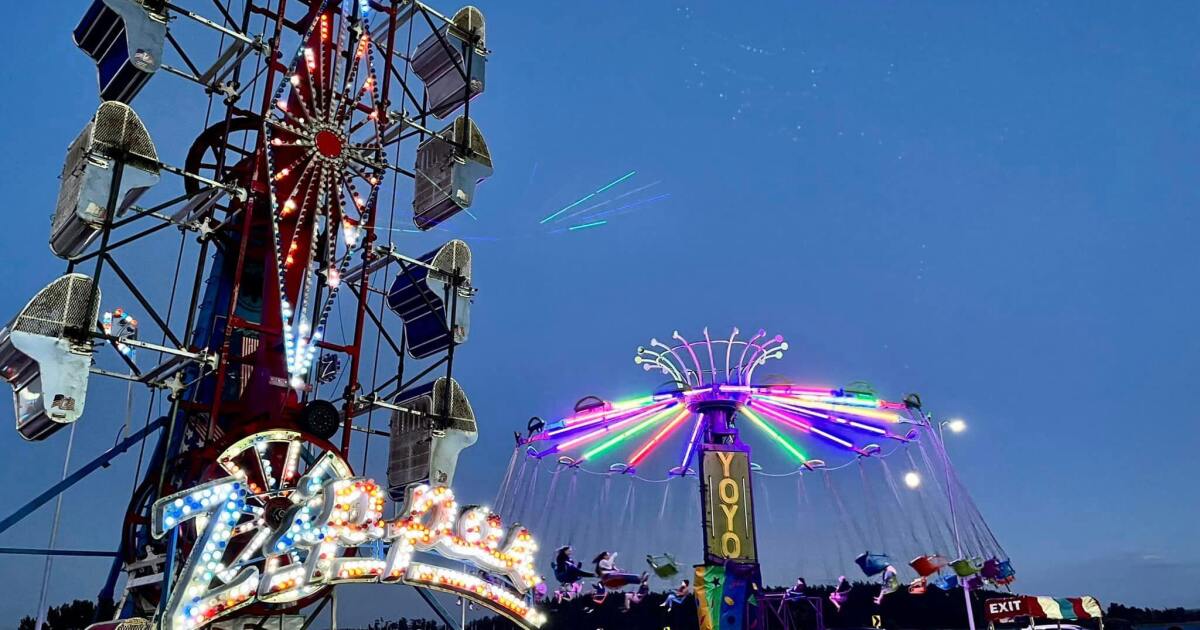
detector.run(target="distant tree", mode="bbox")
[18,600,97,630]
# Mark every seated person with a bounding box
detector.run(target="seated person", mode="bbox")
[624,574,651,611]
[592,551,645,590]
[785,577,808,600]
[874,565,900,605]
[531,579,548,605]
[829,576,851,611]
[660,579,691,611]
[553,546,593,584]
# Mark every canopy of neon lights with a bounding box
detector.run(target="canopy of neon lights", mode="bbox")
[521,328,918,475]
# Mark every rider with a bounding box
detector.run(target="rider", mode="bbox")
[661,579,691,611]
[829,575,851,611]
[785,577,808,601]
[592,551,646,590]
[874,564,900,605]
[623,573,651,611]
[554,546,593,584]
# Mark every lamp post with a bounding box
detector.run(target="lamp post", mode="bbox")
[934,416,974,630]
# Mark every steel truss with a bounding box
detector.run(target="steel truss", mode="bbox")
[4,0,493,626]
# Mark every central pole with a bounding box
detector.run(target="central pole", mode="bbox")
[695,401,761,630]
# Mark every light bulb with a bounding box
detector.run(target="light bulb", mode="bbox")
[903,471,921,489]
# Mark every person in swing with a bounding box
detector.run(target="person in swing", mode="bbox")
[830,575,852,611]
[553,545,593,584]
[592,551,646,590]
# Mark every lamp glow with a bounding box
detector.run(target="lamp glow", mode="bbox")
[946,418,967,434]
[903,471,921,489]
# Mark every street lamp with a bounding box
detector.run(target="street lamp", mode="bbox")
[903,471,922,489]
[935,415,973,630]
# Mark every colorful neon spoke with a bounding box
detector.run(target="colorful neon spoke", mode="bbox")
[543,401,678,457]
[750,400,860,451]
[627,408,692,467]
[738,406,808,464]
[752,393,902,423]
[581,405,680,462]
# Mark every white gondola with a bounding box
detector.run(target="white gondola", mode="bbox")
[412,116,492,231]
[0,274,99,441]
[411,6,487,119]
[74,0,168,103]
[387,377,479,508]
[52,102,160,260]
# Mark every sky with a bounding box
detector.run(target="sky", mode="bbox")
[0,0,1198,626]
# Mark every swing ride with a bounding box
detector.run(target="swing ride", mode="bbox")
[1,0,549,628]
[497,327,1016,626]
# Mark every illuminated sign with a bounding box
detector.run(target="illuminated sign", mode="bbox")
[700,446,757,563]
[986,597,1028,621]
[152,434,544,630]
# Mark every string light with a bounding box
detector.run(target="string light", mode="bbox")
[154,433,545,630]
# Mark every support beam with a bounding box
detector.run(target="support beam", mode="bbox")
[0,417,167,535]
[0,547,118,558]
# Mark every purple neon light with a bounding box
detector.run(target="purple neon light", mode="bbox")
[542,399,675,440]
[702,328,718,385]
[535,400,680,458]
[750,400,859,450]
[724,328,737,382]
[751,393,902,423]
[678,412,706,473]
[735,330,766,383]
[754,396,884,430]
[674,331,706,387]
[757,397,906,442]
[745,400,813,433]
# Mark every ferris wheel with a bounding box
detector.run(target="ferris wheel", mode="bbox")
[0,1,538,628]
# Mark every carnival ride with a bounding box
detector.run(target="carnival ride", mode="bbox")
[0,1,546,628]
[497,328,1014,619]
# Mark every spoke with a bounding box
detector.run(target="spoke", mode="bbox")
[578,405,681,463]
[627,409,692,468]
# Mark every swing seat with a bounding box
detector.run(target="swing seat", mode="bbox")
[930,574,958,591]
[855,552,891,577]
[965,575,984,590]
[985,559,1015,585]
[875,574,902,604]
[950,558,980,577]
[646,554,679,579]
[908,578,927,595]
[980,557,1001,580]
[910,554,946,577]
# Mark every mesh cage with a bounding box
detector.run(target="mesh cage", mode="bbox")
[428,238,473,285]
[451,6,486,48]
[452,116,491,168]
[12,274,99,338]
[387,377,477,499]
[51,126,95,237]
[91,101,160,171]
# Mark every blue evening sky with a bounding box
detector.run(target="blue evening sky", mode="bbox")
[0,1,1197,625]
